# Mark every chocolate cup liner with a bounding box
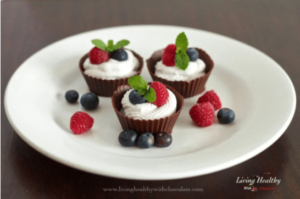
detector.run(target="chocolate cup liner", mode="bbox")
[111,84,184,135]
[79,49,144,97]
[146,48,214,98]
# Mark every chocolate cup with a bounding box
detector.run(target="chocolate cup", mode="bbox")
[146,48,214,98]
[111,84,184,135]
[79,49,143,97]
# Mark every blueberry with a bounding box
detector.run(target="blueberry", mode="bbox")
[65,90,79,103]
[129,90,147,105]
[154,132,172,147]
[111,49,128,61]
[217,108,235,124]
[137,132,154,149]
[186,48,199,62]
[80,92,99,110]
[118,130,138,147]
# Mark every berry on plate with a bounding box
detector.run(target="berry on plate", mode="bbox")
[89,47,110,64]
[189,102,214,127]
[70,111,94,134]
[137,132,155,149]
[150,81,169,107]
[111,48,128,61]
[80,92,99,110]
[217,108,235,124]
[186,48,199,62]
[162,44,176,66]
[197,90,222,110]
[118,130,138,147]
[154,132,172,147]
[65,90,79,103]
[129,90,147,105]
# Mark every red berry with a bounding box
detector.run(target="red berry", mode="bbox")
[89,47,109,64]
[150,81,169,107]
[70,111,94,134]
[162,44,176,66]
[197,90,222,110]
[189,102,214,127]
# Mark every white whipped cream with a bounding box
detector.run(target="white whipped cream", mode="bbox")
[155,59,206,81]
[83,50,139,80]
[121,89,177,120]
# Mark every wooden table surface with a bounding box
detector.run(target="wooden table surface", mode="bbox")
[2,0,300,198]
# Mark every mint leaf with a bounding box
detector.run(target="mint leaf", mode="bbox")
[113,40,130,51]
[175,52,190,70]
[175,32,188,52]
[91,39,107,51]
[108,40,114,48]
[128,75,148,94]
[144,87,156,103]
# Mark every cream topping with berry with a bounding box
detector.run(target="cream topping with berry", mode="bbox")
[121,88,177,120]
[153,32,207,81]
[83,49,139,80]
[154,59,206,81]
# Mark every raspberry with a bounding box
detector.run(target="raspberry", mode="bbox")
[189,102,214,127]
[89,47,109,64]
[162,44,176,66]
[150,81,169,107]
[197,90,222,110]
[70,111,94,134]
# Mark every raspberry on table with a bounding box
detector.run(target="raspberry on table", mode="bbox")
[197,90,222,110]
[150,81,169,107]
[189,102,215,127]
[70,111,94,134]
[89,47,110,64]
[162,44,176,66]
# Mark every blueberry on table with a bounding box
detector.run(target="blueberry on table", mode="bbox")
[186,48,199,62]
[111,49,128,61]
[65,90,79,103]
[80,92,99,110]
[119,130,138,147]
[129,90,147,105]
[217,108,235,124]
[154,132,172,147]
[137,132,154,149]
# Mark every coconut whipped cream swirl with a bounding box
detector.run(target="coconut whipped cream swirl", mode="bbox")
[121,89,177,120]
[83,50,139,80]
[155,59,206,81]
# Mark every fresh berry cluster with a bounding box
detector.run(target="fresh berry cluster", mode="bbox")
[89,39,130,64]
[128,75,169,107]
[119,130,172,149]
[65,90,100,134]
[189,90,235,127]
[162,32,199,70]
[65,90,99,110]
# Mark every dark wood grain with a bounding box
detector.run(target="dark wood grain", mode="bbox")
[2,0,300,198]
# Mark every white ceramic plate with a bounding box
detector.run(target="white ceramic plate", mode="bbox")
[4,25,296,180]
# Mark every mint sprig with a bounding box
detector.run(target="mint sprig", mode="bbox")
[174,32,190,70]
[91,39,130,52]
[128,75,156,103]
[144,87,156,102]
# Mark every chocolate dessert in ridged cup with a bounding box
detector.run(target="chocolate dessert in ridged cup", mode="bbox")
[146,32,214,98]
[111,75,184,135]
[79,39,143,97]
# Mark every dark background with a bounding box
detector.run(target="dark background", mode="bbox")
[2,0,300,198]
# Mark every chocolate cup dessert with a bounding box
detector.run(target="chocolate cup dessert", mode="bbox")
[146,48,214,98]
[79,49,143,97]
[112,84,184,135]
